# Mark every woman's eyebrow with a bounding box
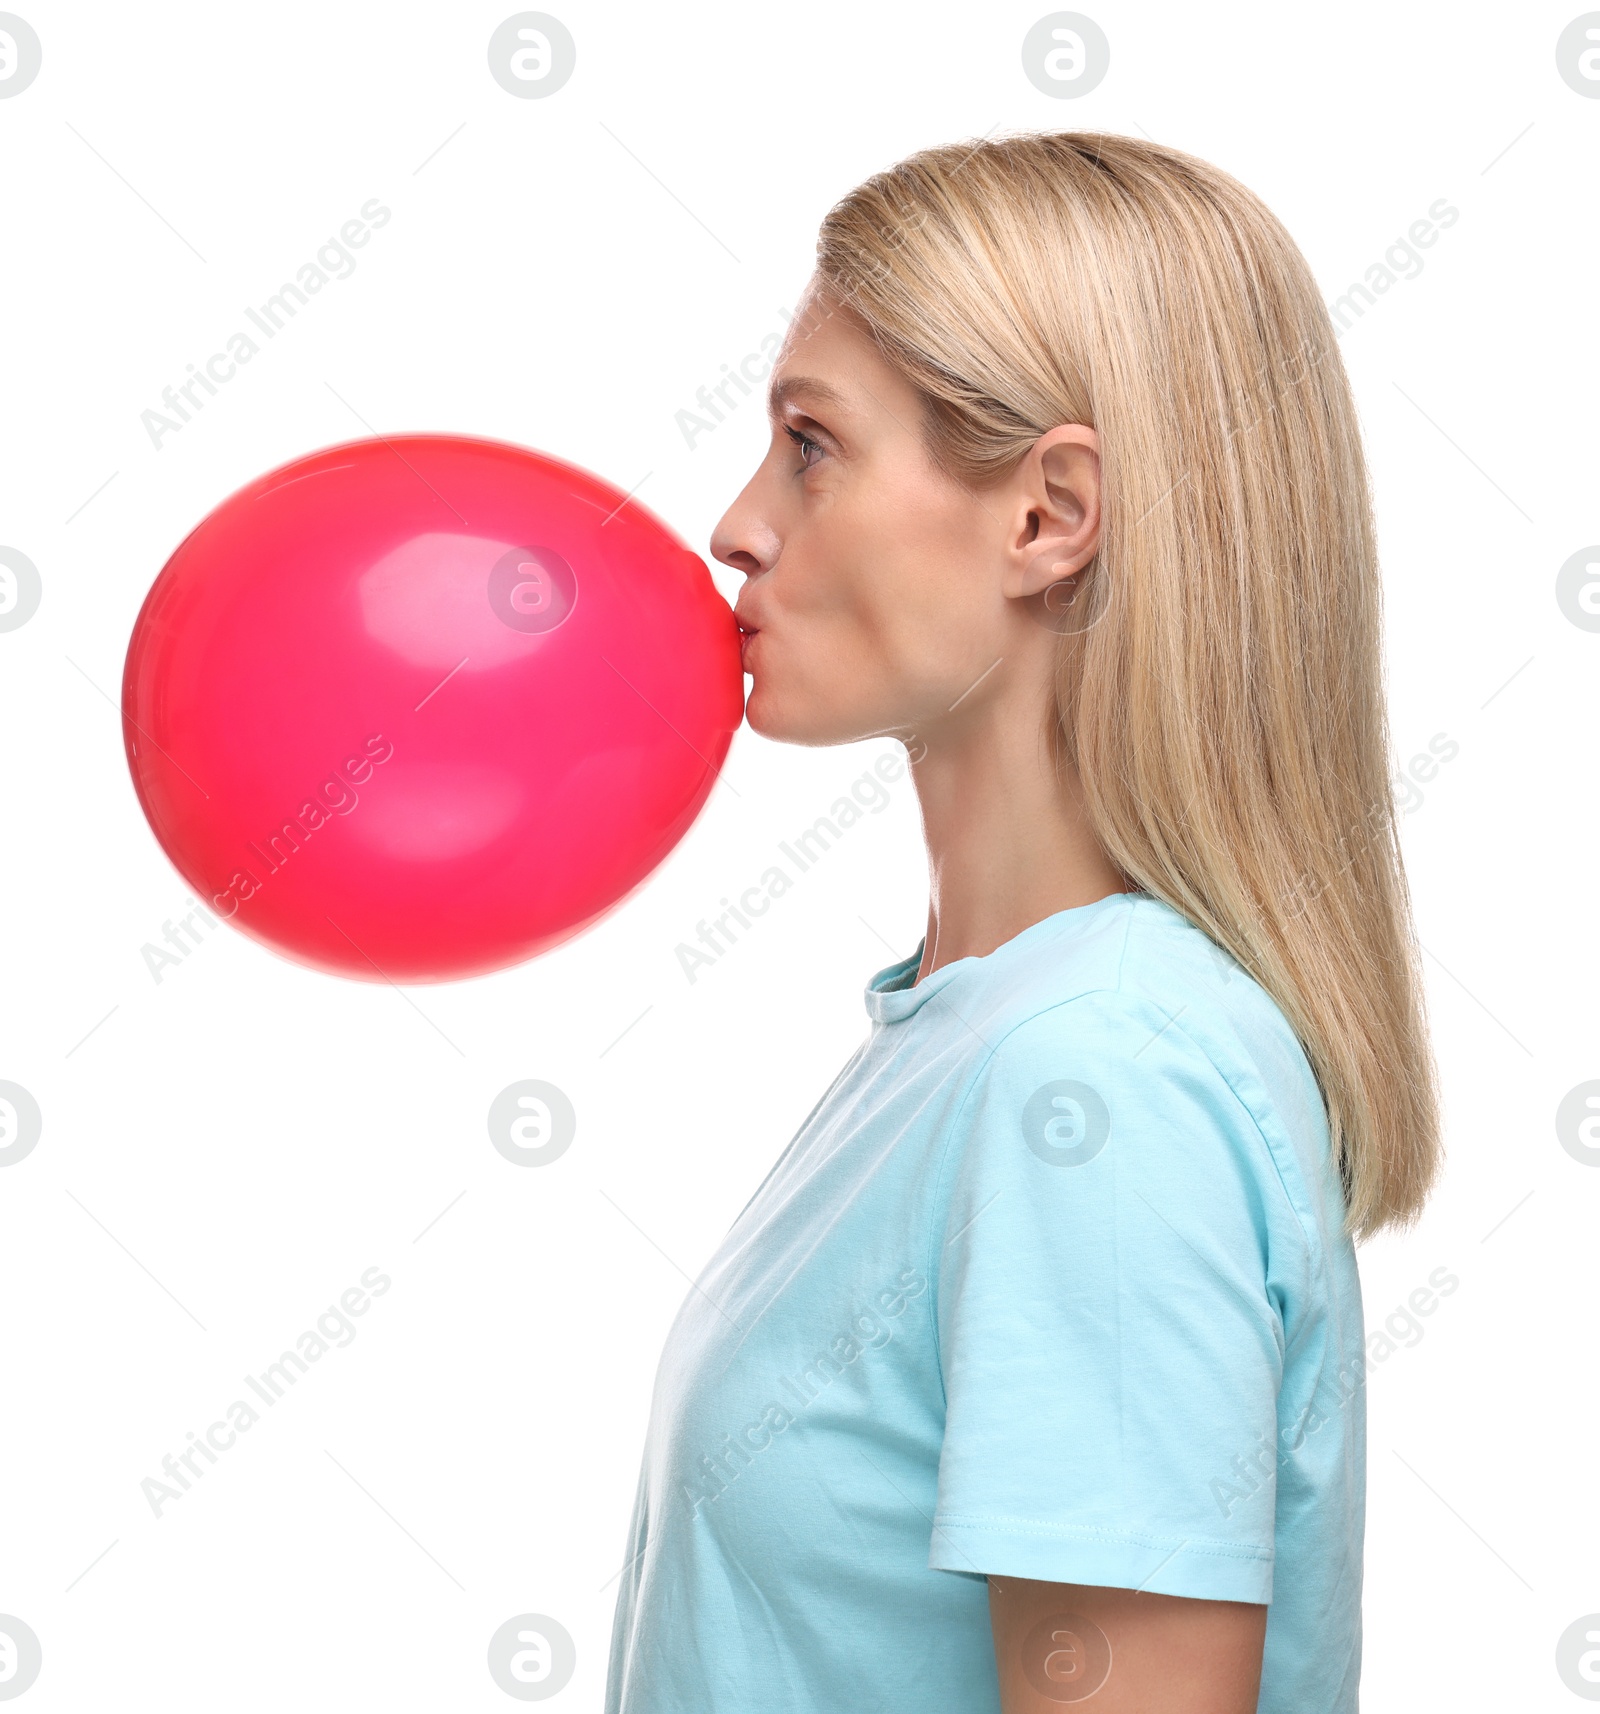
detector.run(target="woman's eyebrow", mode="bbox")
[768,375,851,418]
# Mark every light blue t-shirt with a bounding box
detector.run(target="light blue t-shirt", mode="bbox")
[605,891,1366,1713]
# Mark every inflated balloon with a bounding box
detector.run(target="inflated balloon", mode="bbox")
[122,434,743,982]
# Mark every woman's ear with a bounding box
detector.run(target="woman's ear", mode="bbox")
[1002,425,1101,601]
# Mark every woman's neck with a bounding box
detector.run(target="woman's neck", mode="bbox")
[908,695,1129,985]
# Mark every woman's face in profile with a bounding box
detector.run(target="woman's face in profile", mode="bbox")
[713,283,1017,751]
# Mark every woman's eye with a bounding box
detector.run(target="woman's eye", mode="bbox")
[783,425,825,469]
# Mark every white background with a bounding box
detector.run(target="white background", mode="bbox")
[1,1,1596,1708]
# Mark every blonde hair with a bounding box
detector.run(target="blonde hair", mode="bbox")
[817,131,1439,1239]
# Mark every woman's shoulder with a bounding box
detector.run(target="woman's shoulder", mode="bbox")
[970,892,1345,1248]
[982,893,1289,1045]
[987,892,1307,1064]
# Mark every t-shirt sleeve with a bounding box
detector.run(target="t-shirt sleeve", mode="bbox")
[929,990,1289,1604]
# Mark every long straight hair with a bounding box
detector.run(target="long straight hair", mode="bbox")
[817,131,1439,1239]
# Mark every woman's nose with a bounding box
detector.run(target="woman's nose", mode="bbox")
[711,489,781,579]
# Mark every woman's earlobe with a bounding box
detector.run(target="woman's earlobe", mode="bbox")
[1018,542,1085,599]
[1013,546,1103,637]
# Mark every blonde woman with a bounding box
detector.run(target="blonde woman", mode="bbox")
[605,132,1440,1714]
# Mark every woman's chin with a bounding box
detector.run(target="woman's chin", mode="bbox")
[742,687,793,742]
[746,700,882,752]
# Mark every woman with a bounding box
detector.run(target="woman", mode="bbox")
[605,131,1440,1714]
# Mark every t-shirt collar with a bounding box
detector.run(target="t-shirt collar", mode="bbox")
[863,892,1135,1024]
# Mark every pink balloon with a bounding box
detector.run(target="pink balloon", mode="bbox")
[122,434,743,982]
